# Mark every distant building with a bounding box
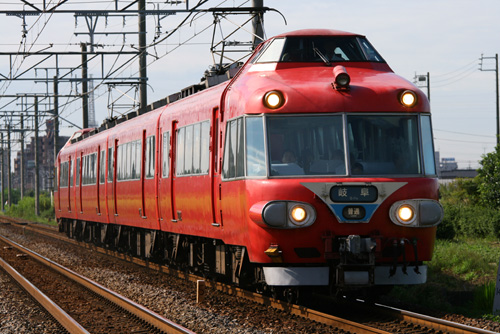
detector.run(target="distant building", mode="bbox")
[440,157,458,171]
[12,119,70,192]
[436,152,477,184]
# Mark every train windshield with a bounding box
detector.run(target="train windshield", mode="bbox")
[266,114,434,177]
[255,36,384,63]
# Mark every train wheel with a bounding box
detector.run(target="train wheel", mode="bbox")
[284,288,300,304]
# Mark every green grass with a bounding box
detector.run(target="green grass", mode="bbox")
[1,194,57,226]
[390,238,500,320]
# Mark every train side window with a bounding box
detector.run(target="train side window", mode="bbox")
[177,127,185,175]
[131,140,140,180]
[81,153,97,185]
[185,125,194,174]
[246,117,266,176]
[145,135,155,178]
[82,156,87,184]
[176,121,210,176]
[91,153,97,184]
[162,131,170,178]
[222,118,245,179]
[421,115,436,175]
[59,161,69,188]
[192,123,201,174]
[99,150,105,184]
[117,145,122,180]
[107,147,113,182]
[126,142,132,179]
[200,121,210,174]
[69,160,74,187]
[236,118,245,177]
[76,158,80,186]
[255,38,285,63]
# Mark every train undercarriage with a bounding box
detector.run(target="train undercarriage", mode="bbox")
[57,219,284,295]
[58,218,414,302]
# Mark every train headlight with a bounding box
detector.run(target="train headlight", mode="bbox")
[333,65,350,89]
[390,199,443,227]
[249,201,316,229]
[263,90,285,109]
[398,205,415,224]
[399,90,417,107]
[290,205,308,225]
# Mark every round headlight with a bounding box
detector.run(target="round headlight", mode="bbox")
[400,90,417,107]
[336,73,350,87]
[263,90,284,109]
[398,204,415,223]
[290,206,307,223]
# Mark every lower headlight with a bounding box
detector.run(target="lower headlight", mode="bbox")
[253,201,316,229]
[287,202,316,227]
[290,205,307,223]
[398,205,415,224]
[390,199,443,227]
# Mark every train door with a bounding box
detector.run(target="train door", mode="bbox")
[106,140,117,224]
[141,131,146,218]
[56,158,61,212]
[173,118,213,232]
[211,107,222,227]
[77,153,82,214]
[158,125,172,230]
[98,148,106,217]
[67,156,72,212]
[170,120,178,222]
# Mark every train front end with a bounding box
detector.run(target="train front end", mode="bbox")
[222,29,443,292]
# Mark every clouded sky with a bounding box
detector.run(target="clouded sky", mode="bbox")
[0,0,499,169]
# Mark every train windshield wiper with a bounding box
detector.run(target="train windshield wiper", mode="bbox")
[313,47,331,66]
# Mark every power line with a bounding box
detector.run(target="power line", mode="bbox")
[433,128,496,138]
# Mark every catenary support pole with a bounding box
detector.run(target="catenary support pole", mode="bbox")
[35,97,40,216]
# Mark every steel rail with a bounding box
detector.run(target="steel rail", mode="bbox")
[9,223,389,334]
[0,233,195,334]
[8,221,498,334]
[373,302,499,334]
[0,254,89,334]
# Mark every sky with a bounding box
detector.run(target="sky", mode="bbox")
[0,0,499,169]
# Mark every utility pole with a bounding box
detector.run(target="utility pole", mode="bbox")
[53,76,59,192]
[35,97,40,216]
[251,0,265,49]
[0,132,3,211]
[138,0,148,114]
[7,123,11,207]
[480,54,499,145]
[81,43,89,129]
[20,114,25,199]
[414,72,430,102]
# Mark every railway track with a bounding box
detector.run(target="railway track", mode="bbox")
[0,232,194,334]
[1,217,498,334]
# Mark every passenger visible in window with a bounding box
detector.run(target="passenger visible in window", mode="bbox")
[282,150,297,163]
[352,162,364,175]
[271,150,304,176]
[332,149,346,174]
[322,40,344,62]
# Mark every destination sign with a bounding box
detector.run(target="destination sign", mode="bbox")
[330,185,378,203]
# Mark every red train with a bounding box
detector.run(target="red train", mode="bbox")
[55,29,443,299]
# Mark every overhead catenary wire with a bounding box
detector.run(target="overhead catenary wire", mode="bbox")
[0,0,255,143]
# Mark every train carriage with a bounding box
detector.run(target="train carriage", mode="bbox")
[55,29,443,298]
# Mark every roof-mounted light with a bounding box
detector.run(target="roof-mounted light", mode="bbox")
[263,90,285,109]
[400,90,418,107]
[333,65,350,90]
